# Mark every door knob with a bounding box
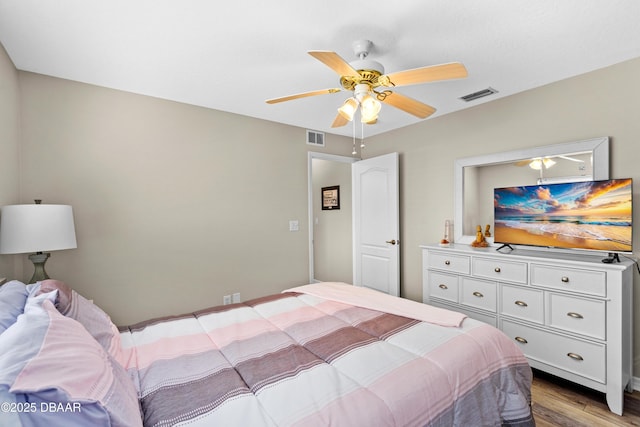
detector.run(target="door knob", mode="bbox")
[386,239,397,245]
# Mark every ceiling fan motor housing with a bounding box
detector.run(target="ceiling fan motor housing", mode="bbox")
[350,58,384,75]
[339,39,386,90]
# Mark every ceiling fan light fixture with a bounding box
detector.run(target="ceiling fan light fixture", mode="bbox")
[529,159,542,170]
[337,97,358,121]
[529,157,556,170]
[353,83,370,102]
[360,94,381,123]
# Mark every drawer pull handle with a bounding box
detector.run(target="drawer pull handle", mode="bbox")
[444,260,451,266]
[567,312,584,319]
[567,352,584,361]
[515,300,528,307]
[438,284,448,290]
[494,267,501,273]
[561,276,570,283]
[472,291,484,298]
[515,336,528,344]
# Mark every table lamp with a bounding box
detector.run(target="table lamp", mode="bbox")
[0,200,77,283]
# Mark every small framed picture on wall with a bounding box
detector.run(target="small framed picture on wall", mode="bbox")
[321,186,340,210]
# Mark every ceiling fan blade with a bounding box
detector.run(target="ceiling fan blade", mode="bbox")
[266,88,342,104]
[331,112,349,128]
[383,62,468,87]
[380,91,436,119]
[308,51,359,77]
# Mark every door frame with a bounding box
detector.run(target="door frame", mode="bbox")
[307,152,358,283]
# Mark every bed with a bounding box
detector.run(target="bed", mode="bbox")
[0,279,534,426]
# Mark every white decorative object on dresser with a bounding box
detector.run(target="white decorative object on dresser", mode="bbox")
[421,243,634,415]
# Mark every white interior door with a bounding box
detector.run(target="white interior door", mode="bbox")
[352,152,400,296]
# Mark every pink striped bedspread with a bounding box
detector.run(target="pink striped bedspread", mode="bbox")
[119,283,534,426]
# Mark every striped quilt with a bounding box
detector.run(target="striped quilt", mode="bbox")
[119,284,534,426]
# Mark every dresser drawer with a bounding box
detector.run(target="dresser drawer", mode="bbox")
[427,252,470,275]
[428,271,459,303]
[530,264,606,296]
[472,257,527,283]
[460,277,496,312]
[502,320,605,384]
[547,293,606,340]
[500,284,544,324]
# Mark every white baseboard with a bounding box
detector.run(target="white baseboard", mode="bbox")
[632,376,640,391]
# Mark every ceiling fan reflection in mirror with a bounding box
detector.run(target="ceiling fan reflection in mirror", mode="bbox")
[515,155,586,170]
[266,40,468,127]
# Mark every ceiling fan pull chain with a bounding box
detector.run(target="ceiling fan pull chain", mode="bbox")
[352,117,357,156]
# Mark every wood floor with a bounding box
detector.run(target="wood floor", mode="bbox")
[531,369,640,426]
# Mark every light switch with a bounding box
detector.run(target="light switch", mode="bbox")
[289,220,299,231]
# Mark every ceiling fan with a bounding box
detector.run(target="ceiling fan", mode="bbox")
[266,40,468,127]
[515,155,586,170]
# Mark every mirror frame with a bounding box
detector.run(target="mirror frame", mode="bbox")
[454,136,610,244]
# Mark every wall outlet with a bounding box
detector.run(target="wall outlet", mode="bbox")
[289,220,299,231]
[232,293,241,303]
[223,295,232,305]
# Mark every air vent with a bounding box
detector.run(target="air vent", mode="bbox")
[306,130,325,147]
[459,87,498,102]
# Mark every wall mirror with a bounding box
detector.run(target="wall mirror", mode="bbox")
[308,152,357,283]
[454,137,610,244]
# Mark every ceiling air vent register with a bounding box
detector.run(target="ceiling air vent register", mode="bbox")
[459,87,498,102]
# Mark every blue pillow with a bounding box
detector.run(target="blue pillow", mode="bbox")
[0,281,28,334]
[0,297,142,427]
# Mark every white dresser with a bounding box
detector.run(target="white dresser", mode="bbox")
[421,243,634,415]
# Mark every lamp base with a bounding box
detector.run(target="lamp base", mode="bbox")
[28,252,51,284]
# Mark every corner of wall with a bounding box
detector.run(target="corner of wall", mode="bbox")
[0,41,23,280]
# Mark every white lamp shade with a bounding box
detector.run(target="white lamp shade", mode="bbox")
[0,204,77,254]
[337,98,358,121]
[528,159,542,170]
[360,94,381,123]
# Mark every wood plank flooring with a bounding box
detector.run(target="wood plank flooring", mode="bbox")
[531,369,640,426]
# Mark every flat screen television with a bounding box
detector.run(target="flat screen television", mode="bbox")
[494,178,633,254]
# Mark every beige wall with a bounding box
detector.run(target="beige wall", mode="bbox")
[14,71,354,324]
[0,44,20,278]
[3,44,640,372]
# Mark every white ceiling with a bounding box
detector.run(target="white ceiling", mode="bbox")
[1,0,640,137]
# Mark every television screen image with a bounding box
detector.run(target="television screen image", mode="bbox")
[494,178,633,252]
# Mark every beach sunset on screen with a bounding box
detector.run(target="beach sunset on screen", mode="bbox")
[494,178,632,252]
